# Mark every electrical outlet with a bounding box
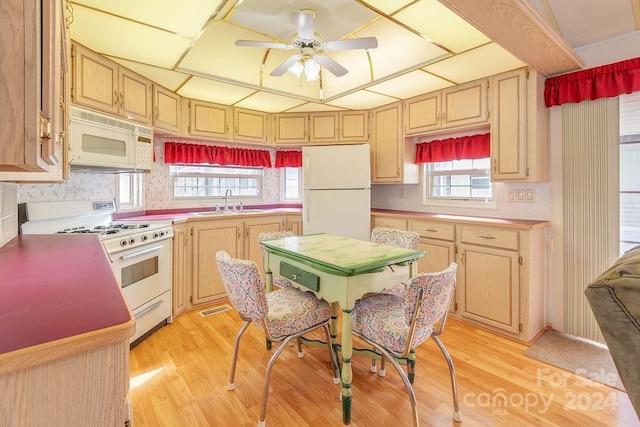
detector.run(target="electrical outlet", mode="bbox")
[399,188,405,199]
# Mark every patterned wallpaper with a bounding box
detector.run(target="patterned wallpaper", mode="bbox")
[17,138,282,208]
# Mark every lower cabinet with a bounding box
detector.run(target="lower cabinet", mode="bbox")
[286,214,302,235]
[376,214,547,342]
[244,217,284,275]
[171,223,189,317]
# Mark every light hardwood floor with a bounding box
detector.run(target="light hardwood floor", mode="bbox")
[130,304,639,426]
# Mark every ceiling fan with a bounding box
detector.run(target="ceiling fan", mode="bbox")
[234,9,378,81]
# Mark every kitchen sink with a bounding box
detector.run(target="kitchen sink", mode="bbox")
[194,209,266,216]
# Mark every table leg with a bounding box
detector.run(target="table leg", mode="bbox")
[264,268,273,350]
[341,308,353,424]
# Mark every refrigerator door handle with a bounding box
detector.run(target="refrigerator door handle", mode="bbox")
[303,153,310,185]
[304,191,310,222]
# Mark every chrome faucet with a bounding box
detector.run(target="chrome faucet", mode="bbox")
[224,189,232,211]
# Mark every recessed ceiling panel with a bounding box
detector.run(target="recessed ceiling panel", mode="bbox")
[321,49,378,99]
[353,17,451,81]
[72,0,222,37]
[367,70,454,99]
[227,0,378,42]
[70,7,191,69]
[327,90,398,110]
[424,43,525,84]
[394,0,491,53]
[178,77,256,105]
[234,92,307,113]
[179,21,267,86]
[109,58,190,92]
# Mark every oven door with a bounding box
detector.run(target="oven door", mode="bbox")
[110,239,172,342]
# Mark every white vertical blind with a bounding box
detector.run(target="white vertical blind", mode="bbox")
[561,97,619,343]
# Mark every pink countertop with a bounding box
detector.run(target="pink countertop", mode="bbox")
[0,235,134,371]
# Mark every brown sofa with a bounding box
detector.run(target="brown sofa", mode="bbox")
[585,245,640,417]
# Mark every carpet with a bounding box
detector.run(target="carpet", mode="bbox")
[524,328,625,391]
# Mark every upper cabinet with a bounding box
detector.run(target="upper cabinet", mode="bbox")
[404,79,488,136]
[0,0,68,177]
[153,85,181,135]
[309,112,339,143]
[274,113,309,145]
[274,111,369,145]
[187,99,232,140]
[71,43,152,124]
[370,102,419,184]
[490,68,548,182]
[337,111,368,142]
[234,108,269,144]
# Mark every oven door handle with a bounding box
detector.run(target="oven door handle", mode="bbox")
[134,300,164,320]
[120,244,164,260]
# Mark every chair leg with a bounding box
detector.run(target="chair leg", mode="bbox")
[432,335,461,422]
[407,349,416,383]
[322,324,341,384]
[259,336,296,427]
[379,355,386,377]
[297,337,304,357]
[380,348,419,427]
[229,320,251,391]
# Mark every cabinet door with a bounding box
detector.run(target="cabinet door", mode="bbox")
[191,221,242,305]
[287,214,302,235]
[417,238,457,312]
[458,245,520,334]
[274,113,308,145]
[371,102,403,183]
[172,224,189,317]
[339,111,368,142]
[309,112,338,143]
[244,218,283,274]
[404,92,441,135]
[441,79,488,129]
[153,85,181,134]
[234,108,269,143]
[371,216,407,230]
[72,43,119,115]
[119,68,152,124]
[189,99,232,139]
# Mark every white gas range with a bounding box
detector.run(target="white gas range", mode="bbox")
[20,200,173,344]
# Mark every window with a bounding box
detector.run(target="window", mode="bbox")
[620,92,640,255]
[170,165,262,200]
[117,172,143,211]
[427,158,493,201]
[281,167,301,201]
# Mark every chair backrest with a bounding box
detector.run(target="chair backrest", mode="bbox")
[215,251,268,321]
[371,227,420,250]
[405,262,457,348]
[258,231,295,262]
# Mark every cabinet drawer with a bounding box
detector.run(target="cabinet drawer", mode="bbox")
[280,262,319,292]
[460,225,519,250]
[409,220,455,241]
[372,217,407,230]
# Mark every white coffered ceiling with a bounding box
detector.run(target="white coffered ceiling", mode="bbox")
[68,0,640,113]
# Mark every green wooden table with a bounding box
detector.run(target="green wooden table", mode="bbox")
[262,233,424,425]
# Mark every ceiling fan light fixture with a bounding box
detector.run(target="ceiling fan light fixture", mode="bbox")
[304,58,321,81]
[288,60,304,78]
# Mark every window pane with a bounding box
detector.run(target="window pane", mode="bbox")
[428,157,493,200]
[170,165,262,199]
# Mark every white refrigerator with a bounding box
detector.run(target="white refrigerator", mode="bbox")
[302,144,371,241]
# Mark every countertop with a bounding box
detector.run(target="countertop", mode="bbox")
[0,235,135,375]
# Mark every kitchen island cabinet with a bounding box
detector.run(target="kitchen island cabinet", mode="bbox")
[371,211,548,342]
[0,234,135,426]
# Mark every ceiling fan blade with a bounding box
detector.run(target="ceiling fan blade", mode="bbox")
[323,37,378,51]
[270,54,300,76]
[235,40,292,50]
[292,10,315,40]
[313,54,348,77]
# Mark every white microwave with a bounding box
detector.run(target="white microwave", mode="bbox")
[69,107,153,172]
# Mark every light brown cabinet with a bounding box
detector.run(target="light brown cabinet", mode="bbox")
[403,79,488,136]
[309,112,339,143]
[153,85,182,134]
[234,108,269,144]
[244,217,284,274]
[172,223,189,317]
[187,99,232,140]
[490,68,548,182]
[372,215,408,230]
[274,113,309,145]
[71,43,152,124]
[370,102,419,184]
[286,214,302,235]
[1,0,68,176]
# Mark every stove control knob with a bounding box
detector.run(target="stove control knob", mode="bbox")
[120,239,127,247]
[153,232,159,239]
[141,235,148,242]
[129,237,135,245]
[159,231,165,237]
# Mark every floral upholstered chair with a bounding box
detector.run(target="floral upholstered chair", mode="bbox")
[351,263,460,426]
[258,231,295,289]
[215,251,339,427]
[369,227,420,297]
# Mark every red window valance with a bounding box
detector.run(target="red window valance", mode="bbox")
[415,133,490,164]
[275,150,302,168]
[164,142,272,167]
[544,57,640,107]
